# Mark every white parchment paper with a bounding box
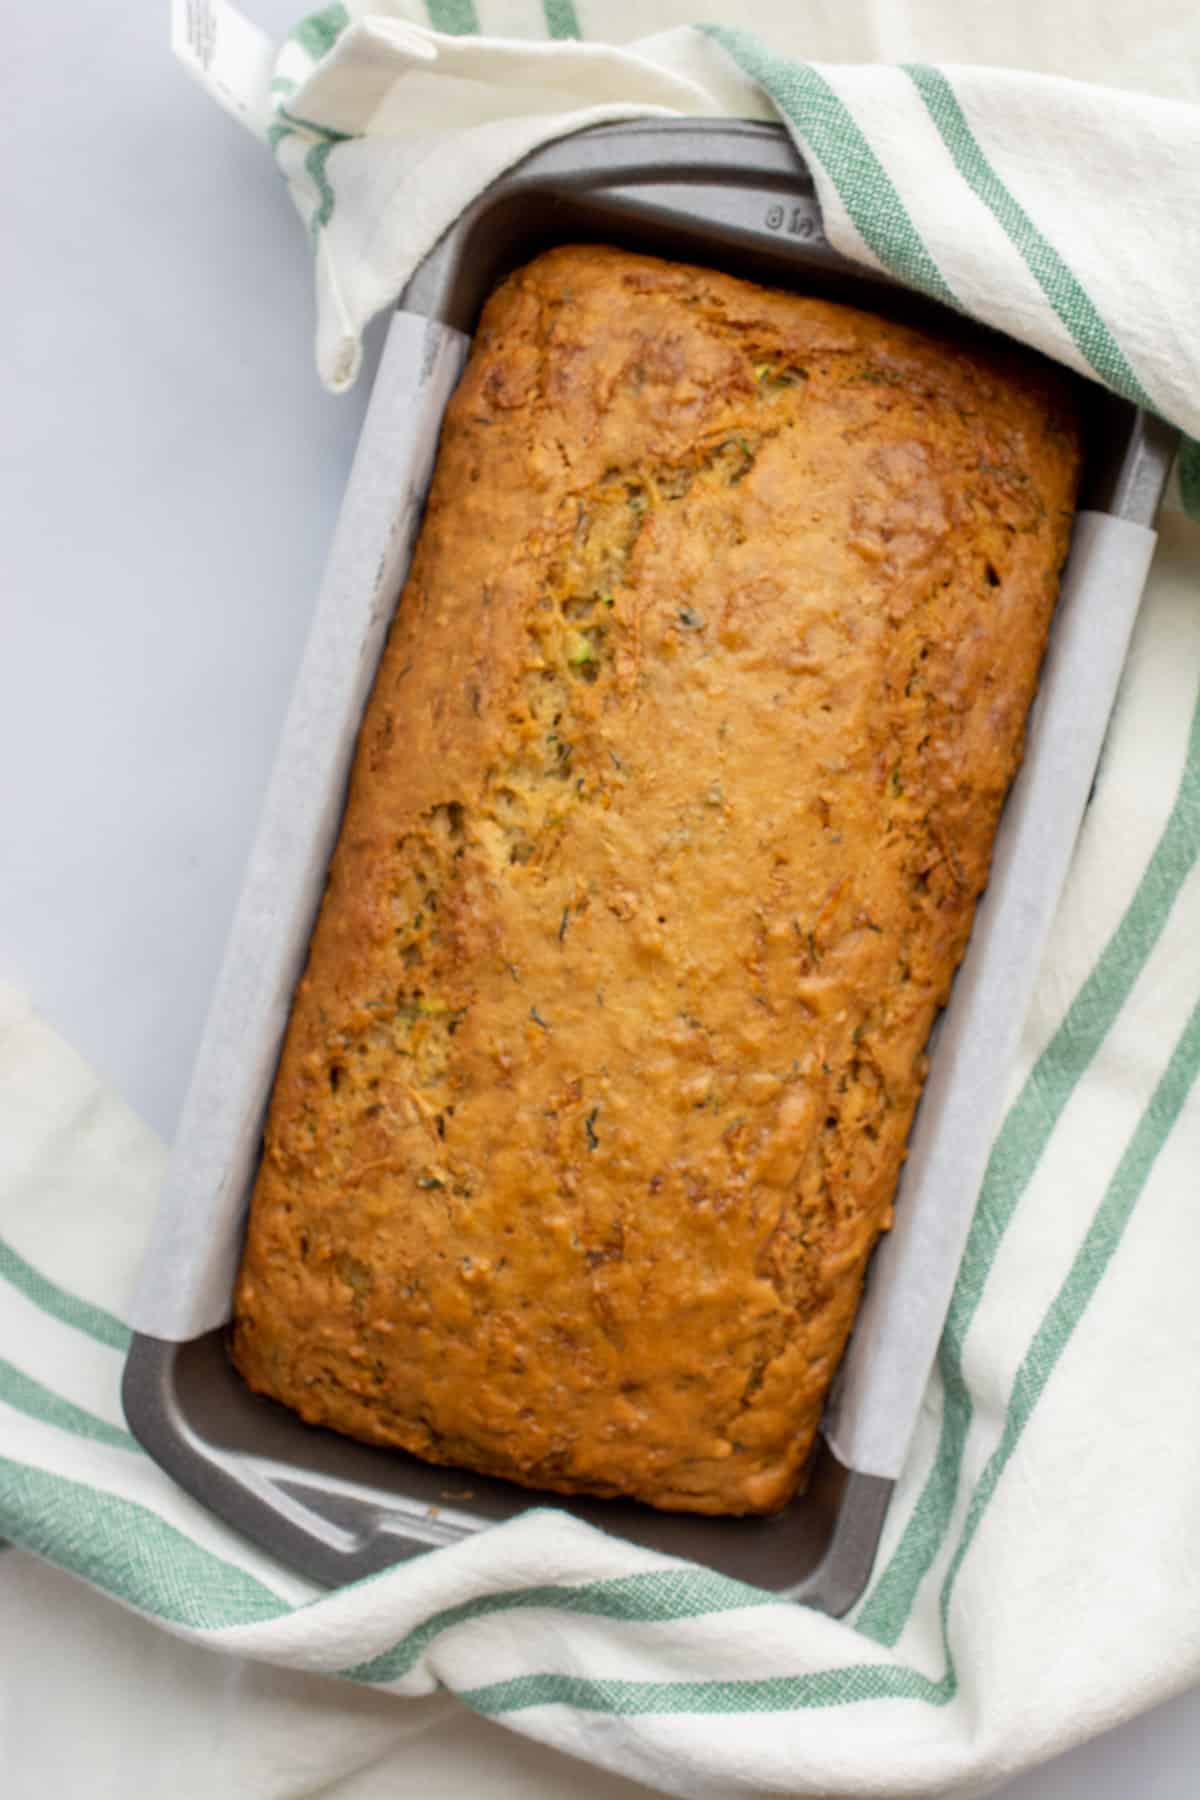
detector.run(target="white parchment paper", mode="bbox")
[823,509,1157,1478]
[131,311,469,1340]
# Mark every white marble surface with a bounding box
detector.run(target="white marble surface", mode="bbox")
[3,2,1198,1795]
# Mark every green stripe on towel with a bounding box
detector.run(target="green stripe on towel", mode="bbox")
[0,1358,137,1454]
[0,1237,130,1353]
[905,65,1158,412]
[701,30,959,308]
[0,1457,292,1628]
[463,1661,950,1717]
[543,0,582,37]
[291,3,350,63]
[425,0,481,33]
[305,140,340,237]
[344,1564,773,1684]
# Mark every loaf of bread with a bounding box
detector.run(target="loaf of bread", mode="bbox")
[232,245,1080,1515]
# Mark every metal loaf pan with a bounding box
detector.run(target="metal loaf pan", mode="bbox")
[123,121,1176,1612]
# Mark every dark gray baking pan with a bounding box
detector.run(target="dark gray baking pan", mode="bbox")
[123,120,1176,1612]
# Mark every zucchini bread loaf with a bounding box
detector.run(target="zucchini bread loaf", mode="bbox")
[233,245,1081,1515]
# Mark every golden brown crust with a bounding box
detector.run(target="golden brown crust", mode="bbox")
[232,245,1080,1514]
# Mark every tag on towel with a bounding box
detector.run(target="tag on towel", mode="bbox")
[171,0,275,140]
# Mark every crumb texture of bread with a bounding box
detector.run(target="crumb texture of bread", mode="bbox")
[232,245,1081,1515]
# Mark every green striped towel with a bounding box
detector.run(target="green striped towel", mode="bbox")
[5,1,1197,1793]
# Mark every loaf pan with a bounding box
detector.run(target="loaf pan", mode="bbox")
[123,120,1175,1612]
